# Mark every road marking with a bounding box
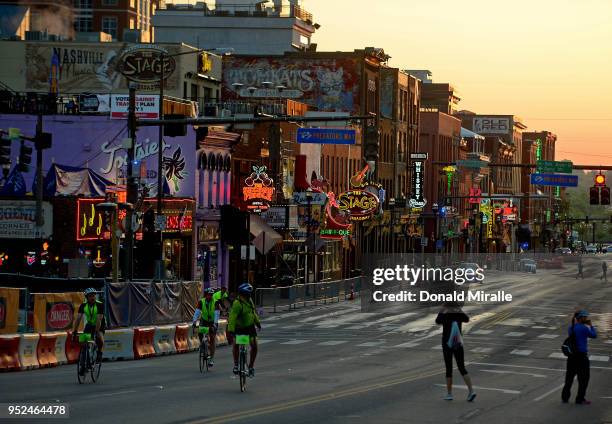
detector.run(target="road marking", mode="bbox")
[84,390,137,399]
[510,349,533,356]
[473,361,612,372]
[193,368,445,423]
[280,340,311,345]
[605,340,612,345]
[481,369,546,378]
[434,384,520,395]
[533,384,565,402]
[471,347,493,353]
[357,341,385,347]
[280,325,303,330]
[393,342,421,348]
[318,340,349,346]
[261,323,278,328]
[471,329,493,335]
[589,355,610,362]
[548,352,567,360]
[538,334,559,339]
[505,332,526,337]
[257,339,275,345]
[431,345,442,350]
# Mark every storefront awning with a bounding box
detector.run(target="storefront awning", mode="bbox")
[250,214,282,255]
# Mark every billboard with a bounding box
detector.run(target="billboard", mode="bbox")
[0,200,53,239]
[380,68,395,119]
[110,94,160,119]
[473,117,510,135]
[0,115,196,198]
[25,43,180,93]
[223,56,361,113]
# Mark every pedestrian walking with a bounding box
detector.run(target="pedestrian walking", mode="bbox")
[561,310,597,404]
[601,261,607,282]
[435,304,476,402]
[576,257,584,279]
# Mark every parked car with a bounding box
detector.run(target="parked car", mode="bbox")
[554,247,572,255]
[585,245,598,254]
[602,245,612,253]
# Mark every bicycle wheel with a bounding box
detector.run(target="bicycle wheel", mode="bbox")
[199,340,208,373]
[239,347,247,392]
[77,346,87,384]
[90,344,102,382]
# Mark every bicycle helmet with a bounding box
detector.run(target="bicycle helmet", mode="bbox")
[84,287,96,296]
[238,283,253,295]
[204,288,214,295]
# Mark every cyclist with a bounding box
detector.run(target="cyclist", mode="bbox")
[227,283,261,377]
[192,288,220,366]
[213,286,229,315]
[72,287,106,365]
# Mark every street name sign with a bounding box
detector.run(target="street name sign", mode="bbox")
[297,128,356,145]
[530,173,578,187]
[409,152,428,160]
[536,160,573,174]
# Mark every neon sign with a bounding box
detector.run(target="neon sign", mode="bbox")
[337,190,379,221]
[77,199,107,241]
[243,166,274,213]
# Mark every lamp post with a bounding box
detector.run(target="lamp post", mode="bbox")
[432,203,439,265]
[305,188,313,286]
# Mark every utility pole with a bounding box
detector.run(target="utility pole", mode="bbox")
[156,52,165,280]
[125,84,138,281]
[35,113,44,227]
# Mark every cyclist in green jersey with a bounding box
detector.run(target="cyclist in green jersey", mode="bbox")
[192,288,221,366]
[227,283,261,377]
[72,288,106,363]
[212,286,229,315]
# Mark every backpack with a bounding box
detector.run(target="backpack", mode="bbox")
[447,321,464,350]
[561,324,577,357]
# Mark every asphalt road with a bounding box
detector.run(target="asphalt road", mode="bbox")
[2,258,612,424]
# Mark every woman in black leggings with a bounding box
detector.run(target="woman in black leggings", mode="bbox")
[435,305,476,401]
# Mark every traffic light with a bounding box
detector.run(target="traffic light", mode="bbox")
[17,142,32,173]
[363,125,380,163]
[601,186,611,205]
[0,137,10,165]
[589,186,600,205]
[595,173,606,187]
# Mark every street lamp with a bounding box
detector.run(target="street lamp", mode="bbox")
[432,203,439,263]
[305,188,313,286]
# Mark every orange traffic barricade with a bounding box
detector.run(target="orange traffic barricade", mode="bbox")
[0,336,21,371]
[37,333,59,367]
[65,331,81,364]
[174,324,190,353]
[133,327,156,359]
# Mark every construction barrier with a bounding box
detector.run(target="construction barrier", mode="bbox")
[65,331,81,364]
[49,332,68,365]
[0,287,21,334]
[174,324,190,353]
[18,333,39,370]
[104,328,135,361]
[37,333,59,368]
[153,325,177,356]
[0,335,21,371]
[187,325,200,351]
[216,320,228,346]
[133,327,156,359]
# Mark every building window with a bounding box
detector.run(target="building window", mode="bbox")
[130,0,136,8]
[191,84,198,101]
[74,0,92,8]
[102,16,118,39]
[102,0,118,5]
[129,18,135,29]
[74,17,92,32]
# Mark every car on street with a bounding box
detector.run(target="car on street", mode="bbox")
[554,247,572,255]
[519,258,537,273]
[585,245,598,254]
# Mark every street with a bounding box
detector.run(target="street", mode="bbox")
[2,263,611,423]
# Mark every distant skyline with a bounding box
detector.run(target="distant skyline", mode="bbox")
[167,0,612,166]
[305,0,612,166]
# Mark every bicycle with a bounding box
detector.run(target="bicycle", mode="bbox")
[75,333,101,384]
[197,325,211,374]
[235,334,251,392]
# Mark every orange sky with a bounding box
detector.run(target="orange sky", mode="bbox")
[305,0,612,166]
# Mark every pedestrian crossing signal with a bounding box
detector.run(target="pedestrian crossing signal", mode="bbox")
[595,174,606,187]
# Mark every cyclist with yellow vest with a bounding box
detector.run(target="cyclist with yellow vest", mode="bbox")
[227,283,261,377]
[212,286,229,315]
[72,288,106,363]
[192,288,220,366]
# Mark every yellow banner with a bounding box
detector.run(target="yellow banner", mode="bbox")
[33,292,85,333]
[0,287,20,334]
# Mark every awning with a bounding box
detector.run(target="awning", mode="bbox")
[250,214,282,255]
[461,127,485,140]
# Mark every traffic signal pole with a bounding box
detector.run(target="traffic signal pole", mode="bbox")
[125,85,138,281]
[35,113,44,227]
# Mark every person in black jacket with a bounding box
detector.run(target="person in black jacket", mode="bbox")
[435,304,476,401]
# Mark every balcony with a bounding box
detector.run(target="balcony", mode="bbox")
[199,100,288,117]
[162,2,314,22]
